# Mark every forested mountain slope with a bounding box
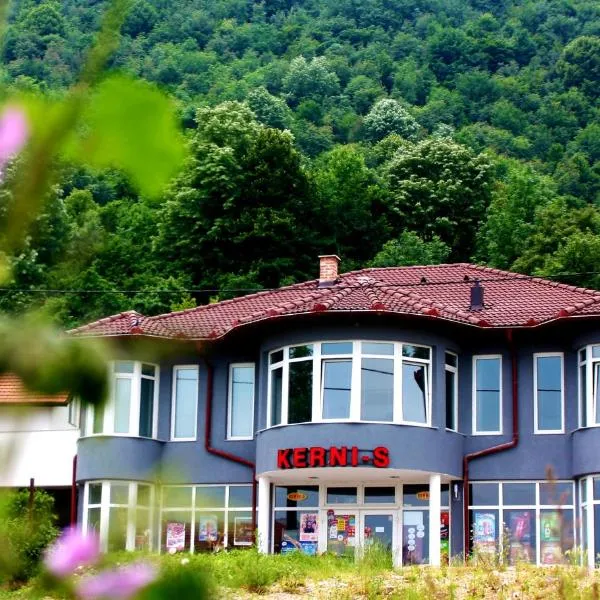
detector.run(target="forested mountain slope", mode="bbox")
[0,0,599,326]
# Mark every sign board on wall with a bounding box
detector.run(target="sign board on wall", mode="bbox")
[277,446,390,469]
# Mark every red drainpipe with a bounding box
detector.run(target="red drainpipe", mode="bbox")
[70,455,78,526]
[203,360,257,541]
[462,328,519,559]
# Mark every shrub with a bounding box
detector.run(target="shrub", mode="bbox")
[0,489,59,586]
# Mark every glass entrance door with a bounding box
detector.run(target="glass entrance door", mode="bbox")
[363,513,394,551]
[326,510,358,558]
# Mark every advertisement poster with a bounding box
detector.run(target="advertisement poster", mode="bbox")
[403,511,426,564]
[540,512,562,564]
[473,512,496,554]
[327,513,356,556]
[166,522,186,553]
[234,517,254,546]
[440,511,450,556]
[508,511,534,563]
[300,513,319,542]
[198,515,219,542]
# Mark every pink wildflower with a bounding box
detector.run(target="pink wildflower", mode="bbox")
[0,107,28,167]
[44,527,100,578]
[76,562,157,600]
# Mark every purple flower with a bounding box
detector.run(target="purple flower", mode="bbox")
[76,562,157,600]
[44,527,100,578]
[0,107,28,167]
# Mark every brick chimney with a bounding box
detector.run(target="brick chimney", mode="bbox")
[318,255,341,288]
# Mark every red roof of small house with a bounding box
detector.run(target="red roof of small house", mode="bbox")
[0,374,70,405]
[68,263,600,340]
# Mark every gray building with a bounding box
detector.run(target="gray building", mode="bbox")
[72,257,600,567]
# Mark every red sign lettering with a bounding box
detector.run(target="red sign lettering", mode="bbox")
[373,446,390,468]
[276,446,390,469]
[277,448,292,469]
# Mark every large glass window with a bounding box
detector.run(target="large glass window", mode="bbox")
[469,480,574,565]
[160,485,253,553]
[273,485,319,555]
[268,341,432,426]
[534,354,563,433]
[172,366,198,440]
[84,481,154,553]
[86,362,158,438]
[473,356,502,434]
[228,364,255,439]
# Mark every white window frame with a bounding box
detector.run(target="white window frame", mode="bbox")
[85,361,159,438]
[578,348,588,429]
[266,341,432,428]
[170,365,199,441]
[445,351,459,432]
[68,397,81,428]
[227,363,255,440]
[533,352,564,435]
[82,481,154,553]
[577,345,600,429]
[472,354,502,435]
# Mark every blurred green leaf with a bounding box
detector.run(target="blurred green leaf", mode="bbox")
[65,75,186,197]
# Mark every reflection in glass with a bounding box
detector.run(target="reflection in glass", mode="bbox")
[503,483,535,506]
[403,363,427,423]
[475,357,500,432]
[173,368,198,438]
[288,361,312,424]
[536,356,562,431]
[327,487,357,504]
[361,358,393,421]
[322,360,351,419]
[230,366,254,437]
[322,342,353,355]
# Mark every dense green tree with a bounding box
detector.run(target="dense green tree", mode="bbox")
[556,36,600,98]
[371,232,450,267]
[385,138,493,260]
[362,98,419,142]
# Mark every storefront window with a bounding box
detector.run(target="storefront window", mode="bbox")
[268,340,432,427]
[505,509,536,563]
[273,485,319,555]
[84,481,154,553]
[327,487,358,504]
[160,484,253,553]
[364,487,396,504]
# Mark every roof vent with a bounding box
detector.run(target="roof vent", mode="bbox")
[318,255,341,288]
[470,279,484,311]
[420,276,428,284]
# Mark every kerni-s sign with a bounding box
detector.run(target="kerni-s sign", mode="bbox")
[277,446,390,469]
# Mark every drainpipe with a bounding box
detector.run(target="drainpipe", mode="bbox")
[463,328,519,560]
[70,455,78,526]
[203,360,257,542]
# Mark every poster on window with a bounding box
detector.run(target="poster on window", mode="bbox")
[473,512,496,554]
[540,511,563,564]
[198,515,219,542]
[233,517,253,546]
[326,513,356,556]
[508,511,534,563]
[403,511,426,564]
[299,513,319,542]
[440,511,450,557]
[166,522,186,553]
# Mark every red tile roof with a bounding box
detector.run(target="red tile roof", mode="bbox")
[0,373,70,405]
[68,263,600,340]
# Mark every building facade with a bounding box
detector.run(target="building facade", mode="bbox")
[70,258,600,567]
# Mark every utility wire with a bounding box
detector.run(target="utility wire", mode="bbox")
[0,271,599,295]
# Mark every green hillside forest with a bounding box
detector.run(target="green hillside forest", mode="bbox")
[1,0,599,326]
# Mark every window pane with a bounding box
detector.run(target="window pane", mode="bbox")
[361,358,394,421]
[322,360,351,419]
[161,511,191,553]
[362,342,394,355]
[114,361,134,374]
[163,487,192,508]
[270,350,284,364]
[289,345,313,359]
[593,346,600,358]
[537,356,562,431]
[87,507,101,537]
[365,487,395,503]
[195,512,225,552]
[503,483,535,506]
[229,511,253,546]
[476,358,500,391]
[445,352,457,368]
[229,486,252,508]
[595,364,600,425]
[322,342,352,355]
[274,510,302,554]
[540,482,573,505]
[113,378,132,434]
[476,390,500,432]
[403,510,429,564]
[580,349,586,362]
[174,368,197,438]
[274,486,319,508]
[110,483,129,505]
[506,509,537,564]
[327,487,357,504]
[108,507,128,552]
[402,345,430,360]
[403,485,430,507]
[92,403,104,434]
[137,485,151,507]
[445,369,457,430]
[88,483,102,505]
[469,483,499,506]
[470,509,499,555]
[594,478,600,501]
[196,486,226,508]
[135,508,151,551]
[230,366,255,437]
[402,363,427,423]
[580,364,588,427]
[139,378,154,437]
[142,364,155,377]
[288,361,312,424]
[540,509,573,564]
[270,367,283,426]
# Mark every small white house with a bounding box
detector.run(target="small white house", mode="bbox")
[0,374,78,526]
